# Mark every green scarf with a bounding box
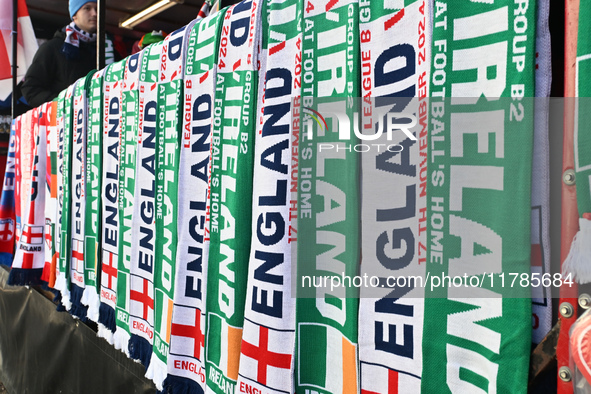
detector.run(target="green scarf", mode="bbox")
[295,0,360,392]
[82,69,105,323]
[423,1,535,393]
[55,84,76,310]
[204,1,259,393]
[146,23,194,390]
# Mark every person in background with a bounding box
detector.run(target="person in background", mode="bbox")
[131,30,167,54]
[21,0,116,108]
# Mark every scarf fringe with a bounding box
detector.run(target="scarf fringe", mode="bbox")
[7,268,44,286]
[97,322,114,344]
[54,274,72,311]
[81,286,100,322]
[146,355,167,391]
[98,302,116,331]
[112,327,131,356]
[161,375,205,394]
[69,283,88,320]
[128,334,153,368]
[563,218,591,283]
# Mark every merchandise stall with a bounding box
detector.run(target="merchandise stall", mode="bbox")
[0,0,589,393]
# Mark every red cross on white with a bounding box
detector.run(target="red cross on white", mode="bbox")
[130,278,154,321]
[44,222,52,249]
[171,308,205,360]
[21,225,43,245]
[71,238,84,272]
[0,220,14,241]
[241,326,292,385]
[101,250,118,290]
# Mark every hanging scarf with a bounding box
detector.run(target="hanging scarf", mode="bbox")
[81,68,105,323]
[163,10,224,394]
[294,0,360,393]
[563,0,591,282]
[127,40,163,367]
[17,109,34,243]
[8,105,47,286]
[62,22,96,59]
[41,101,58,285]
[530,0,552,344]
[0,118,18,266]
[357,0,430,392]
[423,1,535,392]
[53,88,72,310]
[204,1,260,392]
[62,21,115,65]
[145,23,195,390]
[68,75,91,319]
[112,52,142,355]
[97,59,126,342]
[236,0,300,392]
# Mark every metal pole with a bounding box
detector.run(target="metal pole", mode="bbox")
[11,0,18,118]
[557,0,580,393]
[97,0,105,70]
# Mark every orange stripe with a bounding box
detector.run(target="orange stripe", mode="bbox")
[342,337,357,394]
[50,101,58,126]
[51,174,57,198]
[166,298,174,343]
[49,253,58,288]
[227,327,243,380]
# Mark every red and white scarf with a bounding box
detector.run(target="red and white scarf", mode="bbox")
[9,105,47,286]
[0,118,18,266]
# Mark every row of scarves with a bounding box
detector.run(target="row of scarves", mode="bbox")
[0,0,553,393]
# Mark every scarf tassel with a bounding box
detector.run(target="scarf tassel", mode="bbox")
[69,283,88,320]
[161,375,205,394]
[563,215,591,283]
[81,287,100,322]
[112,327,131,356]
[128,334,153,368]
[7,268,43,286]
[98,302,116,331]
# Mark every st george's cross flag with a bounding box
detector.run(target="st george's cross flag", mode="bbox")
[127,40,163,367]
[9,104,47,286]
[360,363,421,394]
[145,22,196,390]
[357,0,430,392]
[97,59,126,342]
[163,9,225,394]
[236,0,302,392]
[0,0,38,100]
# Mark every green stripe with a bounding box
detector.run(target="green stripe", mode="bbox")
[298,324,327,387]
[423,1,534,392]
